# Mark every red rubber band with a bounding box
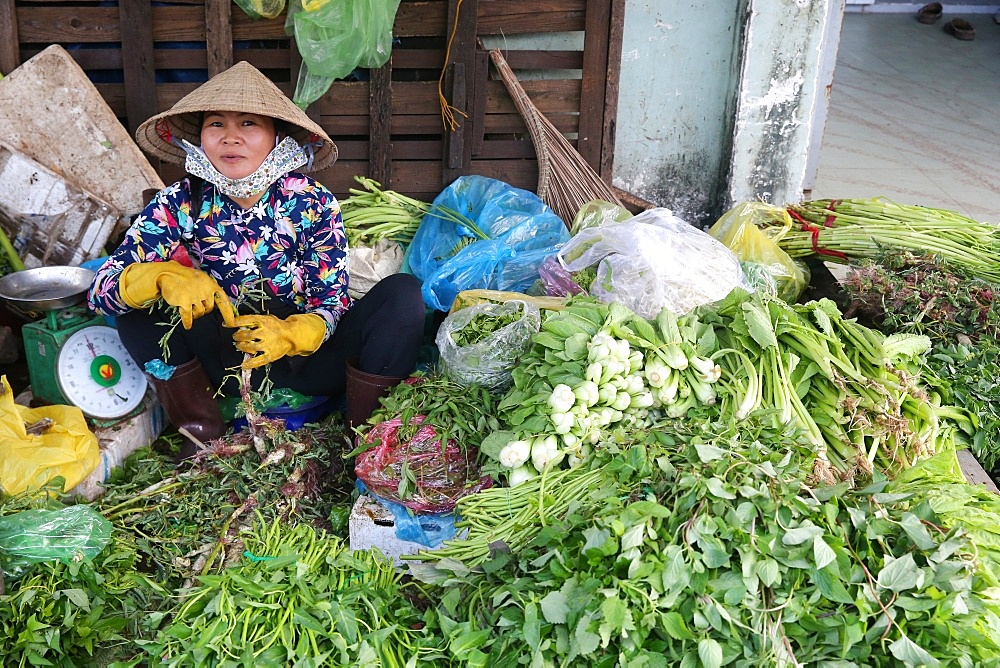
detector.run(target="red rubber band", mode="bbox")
[824,200,839,227]
[787,209,849,260]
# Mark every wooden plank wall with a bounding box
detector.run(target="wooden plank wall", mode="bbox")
[4,0,625,204]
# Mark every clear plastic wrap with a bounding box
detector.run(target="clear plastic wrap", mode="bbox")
[558,207,750,318]
[0,505,111,581]
[436,300,541,392]
[354,415,492,514]
[709,202,810,303]
[570,198,633,236]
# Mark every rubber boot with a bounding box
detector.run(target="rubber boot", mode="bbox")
[148,359,226,461]
[345,357,406,431]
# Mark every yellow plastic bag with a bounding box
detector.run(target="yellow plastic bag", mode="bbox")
[233,0,286,20]
[451,290,567,313]
[0,376,99,496]
[709,202,810,303]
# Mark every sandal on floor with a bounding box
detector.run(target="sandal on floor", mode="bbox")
[916,2,943,24]
[944,17,976,40]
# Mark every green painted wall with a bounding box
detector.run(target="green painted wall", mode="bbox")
[612,1,747,227]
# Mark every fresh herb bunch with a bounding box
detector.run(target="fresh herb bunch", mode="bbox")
[413,417,1000,667]
[923,342,1000,471]
[452,302,524,347]
[841,253,1000,343]
[358,374,500,453]
[340,175,482,249]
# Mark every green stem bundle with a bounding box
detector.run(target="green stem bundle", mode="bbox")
[341,175,484,248]
[774,198,1000,283]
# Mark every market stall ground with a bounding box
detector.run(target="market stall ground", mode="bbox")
[3,3,1000,665]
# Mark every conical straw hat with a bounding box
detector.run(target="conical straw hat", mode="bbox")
[135,61,337,172]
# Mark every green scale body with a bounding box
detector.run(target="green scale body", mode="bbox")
[21,306,103,405]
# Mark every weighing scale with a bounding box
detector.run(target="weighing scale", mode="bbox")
[0,266,147,420]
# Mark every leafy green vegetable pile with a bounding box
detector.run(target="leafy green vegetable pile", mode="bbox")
[487,291,971,489]
[411,419,1000,667]
[5,239,1000,666]
[841,252,1000,473]
[143,517,444,667]
[93,422,353,589]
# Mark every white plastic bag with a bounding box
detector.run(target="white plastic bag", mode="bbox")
[347,238,404,299]
[436,300,541,392]
[558,207,749,318]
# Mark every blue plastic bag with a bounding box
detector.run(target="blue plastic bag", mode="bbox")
[355,481,458,548]
[408,176,570,311]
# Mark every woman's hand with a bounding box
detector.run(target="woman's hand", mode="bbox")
[228,313,327,369]
[119,260,235,329]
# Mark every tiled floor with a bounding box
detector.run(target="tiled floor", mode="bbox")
[811,12,1000,224]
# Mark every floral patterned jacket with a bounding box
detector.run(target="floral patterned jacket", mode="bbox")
[87,173,351,338]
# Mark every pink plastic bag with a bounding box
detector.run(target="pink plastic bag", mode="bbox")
[355,415,492,514]
[538,255,585,297]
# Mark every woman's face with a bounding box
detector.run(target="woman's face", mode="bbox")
[200,111,278,180]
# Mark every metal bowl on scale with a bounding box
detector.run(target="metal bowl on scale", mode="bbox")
[0,266,95,314]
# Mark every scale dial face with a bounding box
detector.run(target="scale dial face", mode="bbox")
[56,326,148,419]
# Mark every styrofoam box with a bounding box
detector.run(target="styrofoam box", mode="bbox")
[349,494,429,566]
[0,146,122,269]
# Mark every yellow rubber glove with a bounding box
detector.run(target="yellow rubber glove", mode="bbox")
[229,313,327,370]
[119,260,235,330]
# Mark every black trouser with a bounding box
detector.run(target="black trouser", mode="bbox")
[115,273,425,398]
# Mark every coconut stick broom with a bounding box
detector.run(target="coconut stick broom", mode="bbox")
[489,48,625,228]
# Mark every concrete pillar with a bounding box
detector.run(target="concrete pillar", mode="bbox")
[613,0,837,226]
[725,0,837,211]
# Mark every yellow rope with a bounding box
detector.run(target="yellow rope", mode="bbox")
[438,0,469,132]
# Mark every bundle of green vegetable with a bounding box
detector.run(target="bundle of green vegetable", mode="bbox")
[769,198,1000,283]
[340,175,481,249]
[488,292,969,487]
[93,422,353,589]
[838,253,1000,472]
[411,419,1000,667]
[144,516,445,667]
[490,298,723,484]
[705,289,975,483]
[840,253,1000,343]
[355,374,500,454]
[406,455,635,567]
[340,176,430,247]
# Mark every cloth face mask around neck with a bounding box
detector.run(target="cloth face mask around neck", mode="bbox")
[182,136,307,200]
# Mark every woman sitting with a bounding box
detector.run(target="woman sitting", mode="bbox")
[88,62,424,459]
